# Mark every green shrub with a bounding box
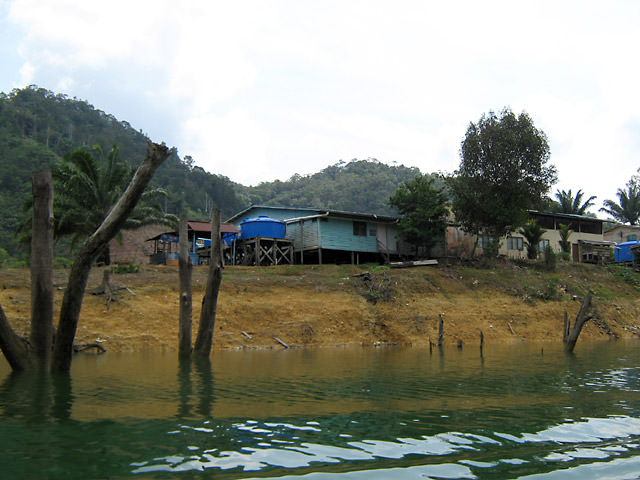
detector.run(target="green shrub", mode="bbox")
[111,261,140,274]
[606,264,640,289]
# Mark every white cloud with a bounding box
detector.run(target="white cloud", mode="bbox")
[2,0,640,213]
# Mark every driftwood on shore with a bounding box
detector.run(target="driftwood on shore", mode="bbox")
[89,269,136,309]
[389,259,438,269]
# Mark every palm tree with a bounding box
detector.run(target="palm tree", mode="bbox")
[558,223,572,253]
[554,189,596,215]
[600,185,640,225]
[521,220,546,259]
[52,145,176,263]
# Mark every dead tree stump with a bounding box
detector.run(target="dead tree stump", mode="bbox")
[563,291,593,353]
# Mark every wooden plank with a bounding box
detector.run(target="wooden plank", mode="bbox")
[390,259,438,268]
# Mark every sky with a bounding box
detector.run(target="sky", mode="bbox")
[1,0,639,215]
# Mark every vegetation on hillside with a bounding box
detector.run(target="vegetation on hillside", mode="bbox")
[0,86,425,261]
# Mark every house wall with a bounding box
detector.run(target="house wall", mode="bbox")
[604,225,640,243]
[497,229,604,259]
[286,218,320,251]
[109,224,168,265]
[318,218,378,253]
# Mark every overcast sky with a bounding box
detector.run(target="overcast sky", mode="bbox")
[1,0,639,215]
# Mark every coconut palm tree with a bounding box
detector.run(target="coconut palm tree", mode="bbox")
[600,185,640,225]
[554,189,596,215]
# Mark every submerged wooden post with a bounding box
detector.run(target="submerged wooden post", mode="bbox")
[194,208,222,358]
[564,291,593,353]
[30,170,54,370]
[178,214,193,358]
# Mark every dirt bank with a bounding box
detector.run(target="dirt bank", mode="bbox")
[1,261,640,353]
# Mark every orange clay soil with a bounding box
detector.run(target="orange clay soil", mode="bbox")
[1,261,639,353]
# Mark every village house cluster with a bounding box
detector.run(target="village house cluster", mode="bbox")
[107,205,639,267]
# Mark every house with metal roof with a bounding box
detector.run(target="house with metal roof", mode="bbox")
[146,221,240,265]
[446,210,607,262]
[226,205,409,264]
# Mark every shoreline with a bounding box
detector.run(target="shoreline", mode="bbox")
[0,262,639,354]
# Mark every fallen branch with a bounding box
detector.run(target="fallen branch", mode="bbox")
[73,343,106,354]
[273,336,289,349]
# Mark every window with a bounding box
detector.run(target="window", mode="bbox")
[627,234,637,241]
[353,221,367,236]
[538,239,550,252]
[507,236,523,251]
[478,234,495,249]
[369,229,377,237]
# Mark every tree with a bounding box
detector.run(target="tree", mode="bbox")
[0,142,172,373]
[600,184,640,225]
[23,144,175,263]
[558,223,572,253]
[521,220,546,260]
[448,108,557,240]
[389,174,449,256]
[553,189,596,215]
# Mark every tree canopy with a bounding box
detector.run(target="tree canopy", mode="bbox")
[553,189,596,215]
[600,184,640,225]
[389,174,448,255]
[448,108,557,239]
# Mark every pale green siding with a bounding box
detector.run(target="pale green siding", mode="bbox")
[226,206,401,255]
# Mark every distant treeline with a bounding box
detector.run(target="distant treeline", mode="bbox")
[0,85,429,258]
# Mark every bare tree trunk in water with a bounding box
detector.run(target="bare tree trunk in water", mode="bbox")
[30,170,54,370]
[0,304,31,371]
[0,171,56,371]
[178,214,193,358]
[563,291,593,353]
[194,208,222,358]
[52,142,170,373]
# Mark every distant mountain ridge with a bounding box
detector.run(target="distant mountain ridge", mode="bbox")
[0,86,427,258]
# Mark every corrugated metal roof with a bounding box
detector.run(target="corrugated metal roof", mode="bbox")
[188,221,239,234]
[226,205,398,224]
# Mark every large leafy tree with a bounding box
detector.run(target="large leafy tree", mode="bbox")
[389,174,448,256]
[448,108,557,240]
[553,189,596,215]
[600,184,640,225]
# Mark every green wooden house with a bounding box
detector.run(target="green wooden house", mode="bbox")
[226,205,409,264]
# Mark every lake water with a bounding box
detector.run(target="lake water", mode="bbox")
[1,341,639,479]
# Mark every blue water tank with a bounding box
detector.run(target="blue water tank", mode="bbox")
[240,216,286,239]
[615,240,639,262]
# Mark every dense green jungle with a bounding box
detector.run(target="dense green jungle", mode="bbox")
[0,86,430,261]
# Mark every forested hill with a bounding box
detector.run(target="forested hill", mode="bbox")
[240,160,422,216]
[0,86,426,258]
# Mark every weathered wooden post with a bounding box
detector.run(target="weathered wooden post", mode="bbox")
[563,291,593,353]
[30,170,54,370]
[194,208,222,358]
[178,214,193,358]
[437,314,444,347]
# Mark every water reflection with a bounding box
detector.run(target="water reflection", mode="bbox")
[0,341,638,479]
